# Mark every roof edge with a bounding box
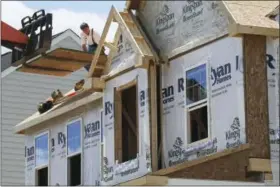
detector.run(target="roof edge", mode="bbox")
[14,92,103,134]
[229,23,280,37]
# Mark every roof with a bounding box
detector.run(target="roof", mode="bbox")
[223,1,279,36]
[14,91,103,134]
[126,0,279,37]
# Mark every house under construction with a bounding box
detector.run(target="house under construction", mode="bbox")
[11,1,279,186]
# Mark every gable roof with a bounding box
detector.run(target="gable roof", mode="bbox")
[126,0,279,37]
[88,6,156,78]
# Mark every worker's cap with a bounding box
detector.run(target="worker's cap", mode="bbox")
[80,22,89,30]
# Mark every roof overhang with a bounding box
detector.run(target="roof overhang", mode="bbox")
[14,91,103,134]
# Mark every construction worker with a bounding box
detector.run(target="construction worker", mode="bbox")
[80,22,105,71]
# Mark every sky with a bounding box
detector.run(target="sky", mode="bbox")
[1,1,126,54]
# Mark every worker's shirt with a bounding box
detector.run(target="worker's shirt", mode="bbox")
[81,28,101,46]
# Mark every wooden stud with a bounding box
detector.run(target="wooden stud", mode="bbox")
[149,61,158,172]
[247,158,272,172]
[114,87,123,163]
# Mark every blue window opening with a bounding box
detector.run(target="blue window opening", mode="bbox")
[35,133,49,167]
[67,120,81,155]
[186,64,207,105]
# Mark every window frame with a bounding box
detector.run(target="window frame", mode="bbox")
[34,130,50,185]
[184,61,211,146]
[114,78,139,163]
[66,117,83,186]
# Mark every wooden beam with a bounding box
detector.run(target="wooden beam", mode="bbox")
[88,6,114,77]
[247,158,272,172]
[114,88,123,163]
[229,23,280,37]
[116,79,137,92]
[92,77,105,91]
[119,175,168,186]
[122,106,137,136]
[104,41,118,51]
[149,61,158,172]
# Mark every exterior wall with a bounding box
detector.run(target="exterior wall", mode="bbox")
[24,99,102,185]
[161,37,245,168]
[136,1,229,58]
[102,68,151,185]
[1,68,87,185]
[267,36,279,184]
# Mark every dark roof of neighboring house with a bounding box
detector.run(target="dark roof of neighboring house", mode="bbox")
[1,28,80,72]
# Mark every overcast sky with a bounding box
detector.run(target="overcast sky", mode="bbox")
[1,1,125,54]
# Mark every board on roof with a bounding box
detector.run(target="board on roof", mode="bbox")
[17,47,107,76]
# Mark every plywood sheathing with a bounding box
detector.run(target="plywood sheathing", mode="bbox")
[243,35,270,158]
[18,48,103,76]
[222,1,279,36]
[152,144,251,181]
[88,6,154,79]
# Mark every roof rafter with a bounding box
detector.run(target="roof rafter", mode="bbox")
[88,5,154,78]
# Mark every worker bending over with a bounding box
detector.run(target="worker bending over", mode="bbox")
[80,22,105,71]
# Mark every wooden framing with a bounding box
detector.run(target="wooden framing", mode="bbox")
[148,62,158,172]
[18,48,99,76]
[119,175,168,186]
[114,79,139,163]
[247,158,272,173]
[87,6,154,80]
